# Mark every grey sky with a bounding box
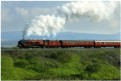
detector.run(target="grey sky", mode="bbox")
[1,1,120,34]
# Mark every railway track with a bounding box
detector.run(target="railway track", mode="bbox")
[1,47,120,51]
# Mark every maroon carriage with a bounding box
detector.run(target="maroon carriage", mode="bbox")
[44,40,61,48]
[60,40,94,48]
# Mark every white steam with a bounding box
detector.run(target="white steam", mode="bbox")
[26,15,65,37]
[57,1,117,22]
[24,1,118,38]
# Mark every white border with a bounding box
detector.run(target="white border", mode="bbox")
[1,0,121,1]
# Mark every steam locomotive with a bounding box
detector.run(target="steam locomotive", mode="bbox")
[18,40,121,48]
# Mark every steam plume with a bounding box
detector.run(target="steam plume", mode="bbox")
[57,1,117,22]
[24,1,118,38]
[26,15,65,37]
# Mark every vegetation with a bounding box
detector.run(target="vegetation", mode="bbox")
[1,48,120,80]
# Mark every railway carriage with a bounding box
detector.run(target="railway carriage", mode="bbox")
[95,41,120,48]
[44,40,61,48]
[60,40,94,48]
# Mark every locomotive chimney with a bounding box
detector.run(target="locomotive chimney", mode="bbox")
[23,30,25,40]
[23,34,25,40]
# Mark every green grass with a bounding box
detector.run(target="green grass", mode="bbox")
[1,48,120,80]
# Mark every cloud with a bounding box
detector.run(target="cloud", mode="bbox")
[30,7,55,15]
[1,7,11,22]
[16,7,29,16]
[108,3,120,28]
[15,7,55,17]
[109,19,120,28]
[1,1,18,23]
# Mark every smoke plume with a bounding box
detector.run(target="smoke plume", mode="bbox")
[24,1,118,38]
[26,15,65,37]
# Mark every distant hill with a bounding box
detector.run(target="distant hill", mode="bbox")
[1,31,120,46]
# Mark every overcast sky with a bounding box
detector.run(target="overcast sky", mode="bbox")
[1,1,120,34]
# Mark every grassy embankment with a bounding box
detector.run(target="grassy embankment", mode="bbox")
[1,48,120,80]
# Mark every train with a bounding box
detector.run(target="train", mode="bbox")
[18,40,121,48]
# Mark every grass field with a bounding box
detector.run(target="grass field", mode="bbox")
[1,48,120,80]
